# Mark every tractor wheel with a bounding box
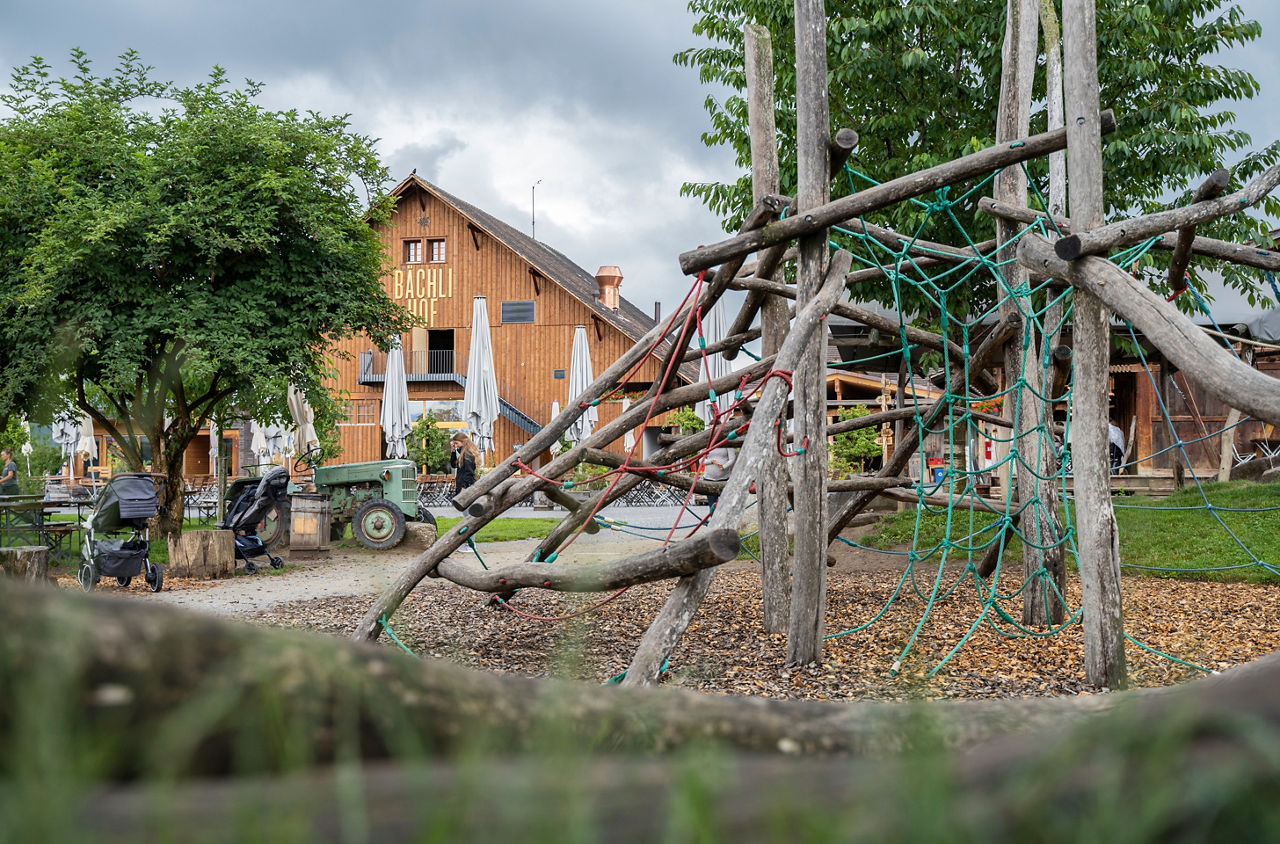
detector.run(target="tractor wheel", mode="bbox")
[352,498,406,550]
[259,500,290,550]
[416,507,437,529]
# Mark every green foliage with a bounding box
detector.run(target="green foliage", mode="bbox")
[669,407,706,434]
[831,406,881,472]
[407,411,451,472]
[678,0,1279,317]
[0,50,415,531]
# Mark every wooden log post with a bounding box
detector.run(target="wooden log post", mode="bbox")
[745,22,792,634]
[167,529,234,579]
[0,545,50,582]
[1060,0,1127,689]
[786,0,833,668]
[996,0,1063,626]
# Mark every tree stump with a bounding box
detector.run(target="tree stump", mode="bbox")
[0,545,49,582]
[167,530,234,579]
[402,521,439,553]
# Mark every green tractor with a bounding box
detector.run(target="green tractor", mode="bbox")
[239,449,435,551]
[312,457,428,549]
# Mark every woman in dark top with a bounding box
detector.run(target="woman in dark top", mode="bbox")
[0,448,19,496]
[449,432,479,494]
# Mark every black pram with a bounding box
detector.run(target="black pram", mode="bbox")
[219,466,289,574]
[79,472,163,593]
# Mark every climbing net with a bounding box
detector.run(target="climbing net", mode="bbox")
[806,159,1280,677]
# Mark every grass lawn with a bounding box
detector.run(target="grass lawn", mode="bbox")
[860,480,1280,583]
[435,516,562,543]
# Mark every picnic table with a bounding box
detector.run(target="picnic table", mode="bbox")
[0,495,87,560]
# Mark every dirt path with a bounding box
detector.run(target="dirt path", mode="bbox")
[142,531,660,617]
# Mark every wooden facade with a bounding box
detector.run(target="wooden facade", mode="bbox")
[326,175,679,468]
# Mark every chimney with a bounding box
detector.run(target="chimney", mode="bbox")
[654,301,661,323]
[595,265,622,311]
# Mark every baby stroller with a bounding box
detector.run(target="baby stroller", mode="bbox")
[79,473,164,593]
[218,465,290,574]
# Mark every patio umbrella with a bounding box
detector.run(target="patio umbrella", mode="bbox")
[208,418,219,462]
[565,325,597,446]
[462,296,500,457]
[288,385,319,457]
[250,420,268,460]
[75,413,96,460]
[51,414,80,480]
[263,424,288,458]
[381,339,411,459]
[622,396,636,453]
[549,400,562,456]
[696,300,732,425]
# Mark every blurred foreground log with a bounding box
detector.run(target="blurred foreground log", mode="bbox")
[5,582,1280,839]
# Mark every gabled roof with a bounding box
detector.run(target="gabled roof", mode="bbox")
[387,174,664,349]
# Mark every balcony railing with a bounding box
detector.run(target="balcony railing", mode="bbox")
[358,349,454,383]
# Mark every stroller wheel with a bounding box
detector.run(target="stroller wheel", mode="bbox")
[146,563,163,593]
[270,555,284,569]
[244,559,259,575]
[78,562,99,593]
[116,576,132,587]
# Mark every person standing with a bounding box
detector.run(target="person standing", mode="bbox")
[703,413,745,512]
[0,448,19,496]
[449,432,479,495]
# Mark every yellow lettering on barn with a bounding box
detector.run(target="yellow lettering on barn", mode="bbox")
[397,264,453,327]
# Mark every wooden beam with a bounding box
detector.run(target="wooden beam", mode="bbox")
[435,528,740,593]
[678,111,1116,275]
[621,249,856,686]
[978,197,1280,272]
[1054,164,1280,261]
[1167,169,1231,293]
[1019,234,1280,427]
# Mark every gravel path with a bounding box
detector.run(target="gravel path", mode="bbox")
[146,508,679,616]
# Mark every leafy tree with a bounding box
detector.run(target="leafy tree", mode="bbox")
[407,411,451,472]
[678,0,1279,315]
[831,406,882,472]
[0,51,414,535]
[669,406,707,434]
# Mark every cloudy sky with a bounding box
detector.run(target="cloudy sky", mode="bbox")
[2,0,1277,318]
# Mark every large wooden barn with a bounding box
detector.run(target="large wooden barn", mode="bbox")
[326,174,682,468]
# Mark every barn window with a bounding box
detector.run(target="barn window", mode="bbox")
[501,300,536,324]
[552,369,566,380]
[428,238,446,263]
[403,239,423,264]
